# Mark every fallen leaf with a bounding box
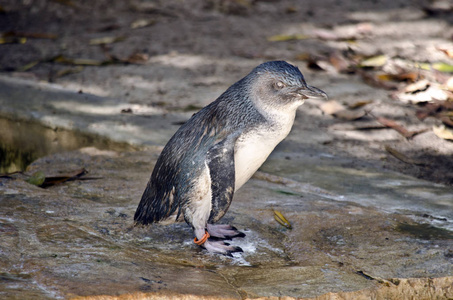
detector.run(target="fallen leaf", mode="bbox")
[0,37,26,44]
[130,19,156,29]
[17,60,40,72]
[377,72,419,83]
[348,100,373,109]
[55,66,84,78]
[320,100,366,120]
[294,52,311,61]
[267,34,310,42]
[26,171,46,186]
[285,6,297,13]
[126,52,149,64]
[89,36,125,45]
[52,55,105,66]
[329,51,351,73]
[359,55,388,68]
[40,168,95,188]
[433,124,453,140]
[312,29,340,41]
[416,100,453,125]
[445,77,453,91]
[359,70,398,90]
[320,100,345,115]
[404,79,430,93]
[437,47,453,59]
[396,83,450,103]
[273,209,292,229]
[3,31,57,39]
[384,145,425,165]
[374,115,426,139]
[419,62,453,73]
[334,109,366,121]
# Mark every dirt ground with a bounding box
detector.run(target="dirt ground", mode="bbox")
[1,0,453,185]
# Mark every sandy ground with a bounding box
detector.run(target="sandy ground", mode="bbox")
[1,0,453,185]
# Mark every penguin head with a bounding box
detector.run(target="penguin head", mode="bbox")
[249,61,327,110]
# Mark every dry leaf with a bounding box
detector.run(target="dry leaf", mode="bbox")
[377,72,419,83]
[40,168,93,188]
[0,37,26,44]
[267,34,310,42]
[55,66,84,78]
[374,116,426,139]
[273,209,292,229]
[348,100,373,109]
[57,57,104,66]
[433,124,453,140]
[359,70,398,90]
[329,51,351,73]
[17,60,40,71]
[397,84,450,103]
[312,29,340,41]
[359,55,388,68]
[437,47,453,59]
[334,109,366,121]
[320,100,365,120]
[126,52,149,64]
[3,31,57,39]
[384,145,425,165]
[445,77,453,91]
[320,100,345,115]
[89,36,125,45]
[418,62,453,73]
[404,79,430,93]
[130,19,156,29]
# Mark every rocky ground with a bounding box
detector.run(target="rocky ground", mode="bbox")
[2,0,453,185]
[1,0,453,299]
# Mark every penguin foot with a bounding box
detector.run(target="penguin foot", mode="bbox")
[206,224,246,239]
[203,239,243,256]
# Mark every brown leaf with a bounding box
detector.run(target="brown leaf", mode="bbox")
[329,51,351,73]
[437,47,453,59]
[384,145,425,165]
[359,70,398,90]
[348,100,373,109]
[40,168,88,188]
[126,52,149,64]
[374,116,427,139]
[377,72,419,83]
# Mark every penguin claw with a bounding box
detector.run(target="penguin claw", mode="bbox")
[206,224,246,239]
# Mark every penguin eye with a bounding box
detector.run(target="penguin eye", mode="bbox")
[274,81,285,90]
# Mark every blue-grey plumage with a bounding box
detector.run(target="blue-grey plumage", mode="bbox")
[134,61,327,255]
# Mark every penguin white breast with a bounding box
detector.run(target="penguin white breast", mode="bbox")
[233,112,296,190]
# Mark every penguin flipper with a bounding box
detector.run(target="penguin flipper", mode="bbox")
[206,137,236,224]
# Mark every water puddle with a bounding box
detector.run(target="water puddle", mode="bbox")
[0,117,137,173]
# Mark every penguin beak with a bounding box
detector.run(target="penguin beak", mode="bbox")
[297,85,328,100]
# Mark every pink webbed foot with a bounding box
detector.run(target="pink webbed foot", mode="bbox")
[206,224,246,240]
[194,230,243,256]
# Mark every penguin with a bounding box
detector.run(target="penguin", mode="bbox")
[134,61,328,255]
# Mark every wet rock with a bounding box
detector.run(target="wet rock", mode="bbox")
[1,147,452,299]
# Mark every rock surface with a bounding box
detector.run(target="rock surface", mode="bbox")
[1,0,453,298]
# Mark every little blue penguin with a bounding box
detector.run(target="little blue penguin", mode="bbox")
[134,61,327,255]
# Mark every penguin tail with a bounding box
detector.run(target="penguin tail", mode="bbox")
[134,184,180,226]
